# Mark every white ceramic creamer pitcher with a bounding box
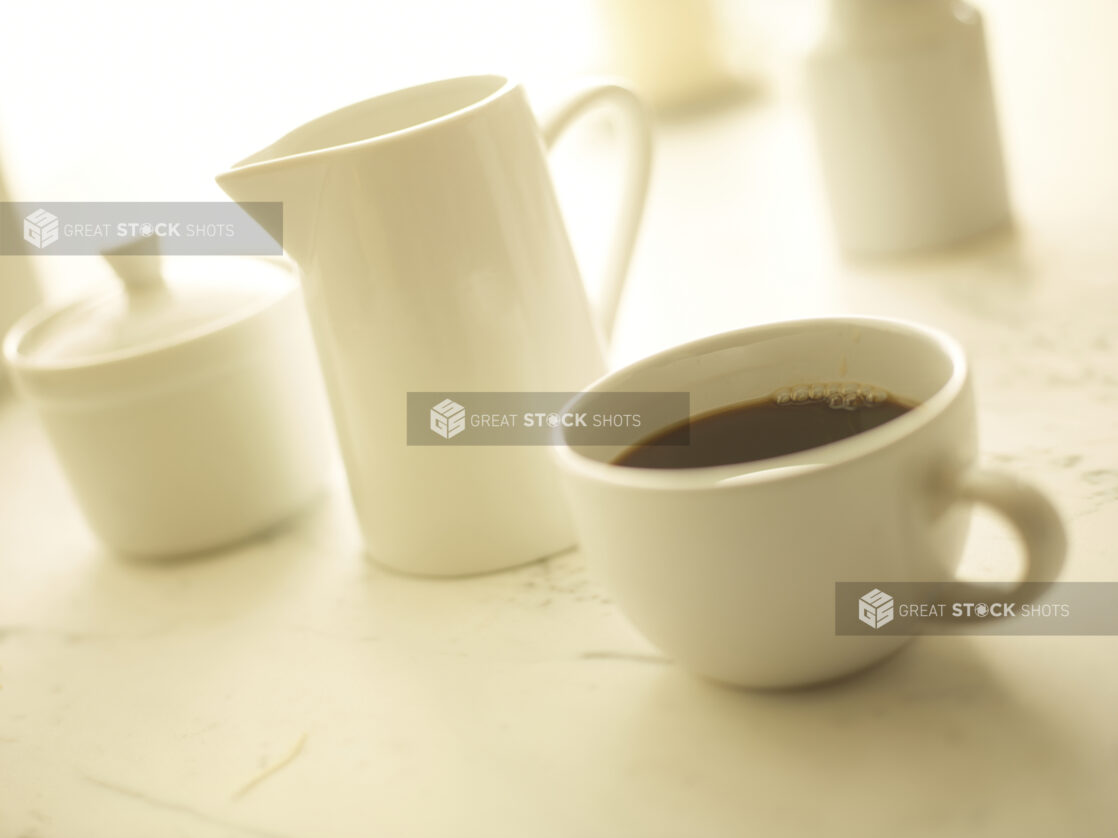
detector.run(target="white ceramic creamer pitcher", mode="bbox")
[217,75,651,576]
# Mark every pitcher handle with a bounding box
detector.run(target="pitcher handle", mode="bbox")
[541,82,652,345]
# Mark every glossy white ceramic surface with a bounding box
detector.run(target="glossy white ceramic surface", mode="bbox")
[217,75,651,575]
[555,318,1065,687]
[3,258,333,557]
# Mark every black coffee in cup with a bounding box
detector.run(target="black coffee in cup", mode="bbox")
[613,383,914,470]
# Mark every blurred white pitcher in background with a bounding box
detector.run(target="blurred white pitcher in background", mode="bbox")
[218,76,651,576]
[805,0,1011,256]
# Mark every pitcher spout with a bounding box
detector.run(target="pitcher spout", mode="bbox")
[216,77,516,268]
[215,150,326,266]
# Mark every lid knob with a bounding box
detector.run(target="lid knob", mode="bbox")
[102,235,168,300]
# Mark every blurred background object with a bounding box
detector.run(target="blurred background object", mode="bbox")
[0,144,43,390]
[597,0,755,113]
[804,0,1012,257]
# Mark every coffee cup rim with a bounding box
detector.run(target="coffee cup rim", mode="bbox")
[553,316,968,490]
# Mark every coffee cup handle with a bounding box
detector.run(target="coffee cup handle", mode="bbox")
[541,82,652,346]
[939,468,1067,620]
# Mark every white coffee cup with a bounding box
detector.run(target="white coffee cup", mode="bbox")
[554,317,1066,688]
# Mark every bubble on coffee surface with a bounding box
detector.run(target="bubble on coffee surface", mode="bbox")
[613,383,912,470]
[771,382,889,411]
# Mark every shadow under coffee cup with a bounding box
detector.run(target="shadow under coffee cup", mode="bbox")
[554,317,1066,688]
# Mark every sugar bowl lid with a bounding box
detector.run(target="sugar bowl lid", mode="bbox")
[3,237,299,401]
[14,237,292,365]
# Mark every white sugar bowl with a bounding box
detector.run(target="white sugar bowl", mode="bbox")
[2,243,334,558]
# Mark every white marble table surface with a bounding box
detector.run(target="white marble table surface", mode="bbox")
[3,1,1118,835]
